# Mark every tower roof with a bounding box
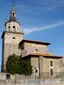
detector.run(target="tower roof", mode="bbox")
[5,0,20,25]
[5,17,19,24]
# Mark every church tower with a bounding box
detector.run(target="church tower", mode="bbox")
[1,2,24,72]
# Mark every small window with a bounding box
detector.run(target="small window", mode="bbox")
[13,13,14,17]
[6,74,10,79]
[50,69,53,75]
[13,26,15,28]
[50,61,53,66]
[13,37,15,39]
[36,49,38,51]
[8,26,10,28]
[35,69,38,73]
[13,26,16,31]
[34,67,38,73]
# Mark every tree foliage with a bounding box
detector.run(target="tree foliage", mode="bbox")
[6,54,32,75]
[6,54,21,74]
[20,59,32,75]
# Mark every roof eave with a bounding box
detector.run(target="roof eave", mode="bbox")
[19,39,51,46]
[21,54,63,59]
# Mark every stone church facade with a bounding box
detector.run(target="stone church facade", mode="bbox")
[1,3,63,79]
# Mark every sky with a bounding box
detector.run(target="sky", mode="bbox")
[0,0,64,70]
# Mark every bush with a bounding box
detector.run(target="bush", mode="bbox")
[6,54,32,75]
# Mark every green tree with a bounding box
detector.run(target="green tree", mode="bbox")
[21,59,32,75]
[6,54,21,74]
[6,54,32,75]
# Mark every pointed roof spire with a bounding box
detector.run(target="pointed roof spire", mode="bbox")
[12,0,15,11]
[5,0,20,25]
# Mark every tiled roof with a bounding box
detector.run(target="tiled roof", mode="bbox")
[31,52,63,58]
[21,52,63,59]
[31,52,53,56]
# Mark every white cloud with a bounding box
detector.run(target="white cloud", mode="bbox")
[23,21,64,34]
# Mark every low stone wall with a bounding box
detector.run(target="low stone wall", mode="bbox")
[0,73,64,85]
[0,81,64,85]
[0,73,15,80]
[0,79,64,85]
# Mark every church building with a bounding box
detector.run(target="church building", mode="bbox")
[1,3,63,79]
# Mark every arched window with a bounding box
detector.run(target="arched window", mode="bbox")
[50,61,53,66]
[8,26,10,31]
[13,26,15,28]
[13,26,16,31]
[13,13,14,17]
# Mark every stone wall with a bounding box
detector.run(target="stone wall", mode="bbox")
[0,73,64,85]
[5,22,20,32]
[43,57,63,73]
[30,56,63,79]
[22,42,48,57]
[31,57,39,79]
[2,31,23,71]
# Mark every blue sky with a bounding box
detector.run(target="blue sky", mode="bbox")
[0,0,64,70]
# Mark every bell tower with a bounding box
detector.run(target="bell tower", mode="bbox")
[1,1,24,72]
[5,1,21,32]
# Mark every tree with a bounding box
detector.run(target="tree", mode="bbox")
[6,54,32,75]
[20,59,32,75]
[6,54,21,74]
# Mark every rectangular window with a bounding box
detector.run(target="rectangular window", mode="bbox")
[50,61,53,66]
[6,74,10,79]
[50,69,53,75]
